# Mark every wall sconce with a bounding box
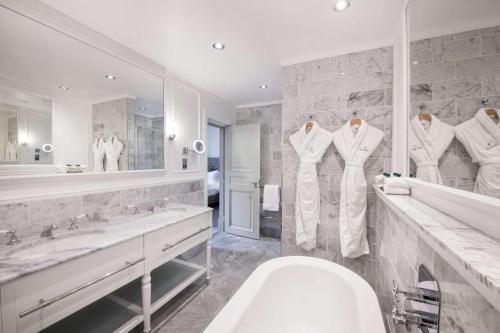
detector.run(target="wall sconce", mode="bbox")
[166,121,177,140]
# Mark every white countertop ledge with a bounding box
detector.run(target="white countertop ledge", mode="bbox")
[0,204,211,285]
[375,187,500,312]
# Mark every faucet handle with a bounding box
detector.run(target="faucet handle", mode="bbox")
[5,230,21,245]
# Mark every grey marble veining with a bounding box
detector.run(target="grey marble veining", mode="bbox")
[0,204,211,286]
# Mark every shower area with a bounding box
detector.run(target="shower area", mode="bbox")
[134,115,164,170]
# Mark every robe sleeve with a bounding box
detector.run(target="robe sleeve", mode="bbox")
[455,123,478,163]
[289,131,301,155]
[317,130,334,159]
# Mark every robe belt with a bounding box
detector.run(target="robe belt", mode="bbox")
[416,160,438,167]
[345,161,363,167]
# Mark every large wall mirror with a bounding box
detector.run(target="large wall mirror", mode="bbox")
[0,5,164,175]
[407,0,500,200]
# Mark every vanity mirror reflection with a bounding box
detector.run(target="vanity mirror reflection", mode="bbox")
[407,0,500,200]
[0,5,164,175]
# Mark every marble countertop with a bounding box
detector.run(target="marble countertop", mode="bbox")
[375,187,500,312]
[0,204,211,285]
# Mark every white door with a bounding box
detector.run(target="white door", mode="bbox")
[224,124,260,239]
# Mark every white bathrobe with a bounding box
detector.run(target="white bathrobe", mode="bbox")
[333,121,383,258]
[92,138,106,172]
[409,115,454,184]
[289,121,333,251]
[455,109,500,199]
[4,140,17,161]
[104,136,124,172]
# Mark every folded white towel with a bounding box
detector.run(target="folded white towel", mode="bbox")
[384,177,409,189]
[383,184,410,195]
[263,184,280,211]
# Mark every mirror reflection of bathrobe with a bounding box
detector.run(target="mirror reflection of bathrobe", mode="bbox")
[455,109,500,199]
[4,140,17,161]
[333,121,383,258]
[289,121,333,251]
[104,136,124,172]
[92,138,106,172]
[409,115,454,184]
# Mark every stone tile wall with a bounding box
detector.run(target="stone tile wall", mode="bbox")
[0,180,204,240]
[236,104,282,239]
[410,25,500,191]
[374,195,500,333]
[280,46,393,286]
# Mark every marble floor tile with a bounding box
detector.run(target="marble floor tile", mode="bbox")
[151,232,281,333]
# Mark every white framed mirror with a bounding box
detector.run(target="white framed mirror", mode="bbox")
[0,5,165,176]
[406,0,500,201]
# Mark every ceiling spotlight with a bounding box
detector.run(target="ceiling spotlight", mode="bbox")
[139,106,146,111]
[259,84,268,89]
[333,0,350,12]
[212,42,225,50]
[105,74,117,80]
[413,61,419,64]
[59,85,69,91]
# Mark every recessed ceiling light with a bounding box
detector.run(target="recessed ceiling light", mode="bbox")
[212,42,225,50]
[340,72,345,76]
[105,74,117,80]
[333,0,350,12]
[139,106,146,111]
[413,61,419,64]
[259,84,268,89]
[59,85,69,91]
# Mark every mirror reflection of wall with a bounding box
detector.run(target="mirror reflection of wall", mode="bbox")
[408,0,500,199]
[0,88,53,164]
[0,5,164,174]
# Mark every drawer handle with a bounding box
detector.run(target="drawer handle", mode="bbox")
[19,257,145,318]
[161,226,211,252]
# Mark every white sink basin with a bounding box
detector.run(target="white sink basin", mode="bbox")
[7,229,106,260]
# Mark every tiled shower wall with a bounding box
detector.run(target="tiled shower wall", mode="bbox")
[374,196,500,333]
[236,104,282,239]
[410,25,500,191]
[133,114,165,170]
[0,179,204,239]
[281,46,393,286]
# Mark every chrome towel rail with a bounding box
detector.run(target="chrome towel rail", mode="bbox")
[19,257,145,318]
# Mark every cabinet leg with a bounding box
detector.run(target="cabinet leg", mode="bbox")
[142,273,152,332]
[206,239,212,284]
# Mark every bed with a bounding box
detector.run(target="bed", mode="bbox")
[207,157,220,205]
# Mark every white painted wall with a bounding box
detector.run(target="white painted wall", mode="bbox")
[207,125,220,158]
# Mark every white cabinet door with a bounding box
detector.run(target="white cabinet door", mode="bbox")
[224,124,260,239]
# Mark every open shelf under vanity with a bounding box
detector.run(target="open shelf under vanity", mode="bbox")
[41,259,207,333]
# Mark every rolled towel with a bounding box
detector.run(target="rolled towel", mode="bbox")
[263,184,280,211]
[383,184,410,195]
[384,177,410,189]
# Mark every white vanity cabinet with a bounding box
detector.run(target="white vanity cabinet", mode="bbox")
[0,207,212,333]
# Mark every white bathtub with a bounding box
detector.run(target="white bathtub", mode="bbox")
[204,256,385,333]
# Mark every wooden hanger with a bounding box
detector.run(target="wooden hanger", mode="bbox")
[350,111,361,127]
[305,115,314,133]
[418,112,432,123]
[485,108,498,119]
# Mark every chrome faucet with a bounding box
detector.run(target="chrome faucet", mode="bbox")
[68,217,79,231]
[159,197,170,208]
[3,230,21,245]
[40,224,59,238]
[125,205,140,215]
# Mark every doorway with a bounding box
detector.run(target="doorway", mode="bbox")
[207,123,223,234]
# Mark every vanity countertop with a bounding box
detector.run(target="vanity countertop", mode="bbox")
[0,204,211,285]
[375,187,500,312]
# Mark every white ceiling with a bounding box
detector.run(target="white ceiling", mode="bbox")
[40,0,406,106]
[409,0,500,40]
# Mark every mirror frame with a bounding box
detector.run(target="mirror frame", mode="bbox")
[0,2,167,178]
[401,0,500,238]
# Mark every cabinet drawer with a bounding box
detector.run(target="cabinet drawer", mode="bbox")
[1,236,144,333]
[145,212,211,269]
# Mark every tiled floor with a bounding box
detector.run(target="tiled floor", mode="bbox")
[153,232,281,333]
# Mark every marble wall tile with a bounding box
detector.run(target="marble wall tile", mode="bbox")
[82,191,121,221]
[0,203,29,233]
[120,188,150,207]
[482,75,500,95]
[410,99,456,119]
[410,61,456,84]
[29,196,82,225]
[347,89,385,108]
[150,184,171,201]
[482,32,500,56]
[432,77,481,100]
[432,37,481,62]
[410,84,432,103]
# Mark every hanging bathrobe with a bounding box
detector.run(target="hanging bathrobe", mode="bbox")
[92,138,106,172]
[455,108,500,199]
[4,140,17,161]
[409,115,454,184]
[333,121,383,258]
[104,136,124,172]
[289,121,333,251]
